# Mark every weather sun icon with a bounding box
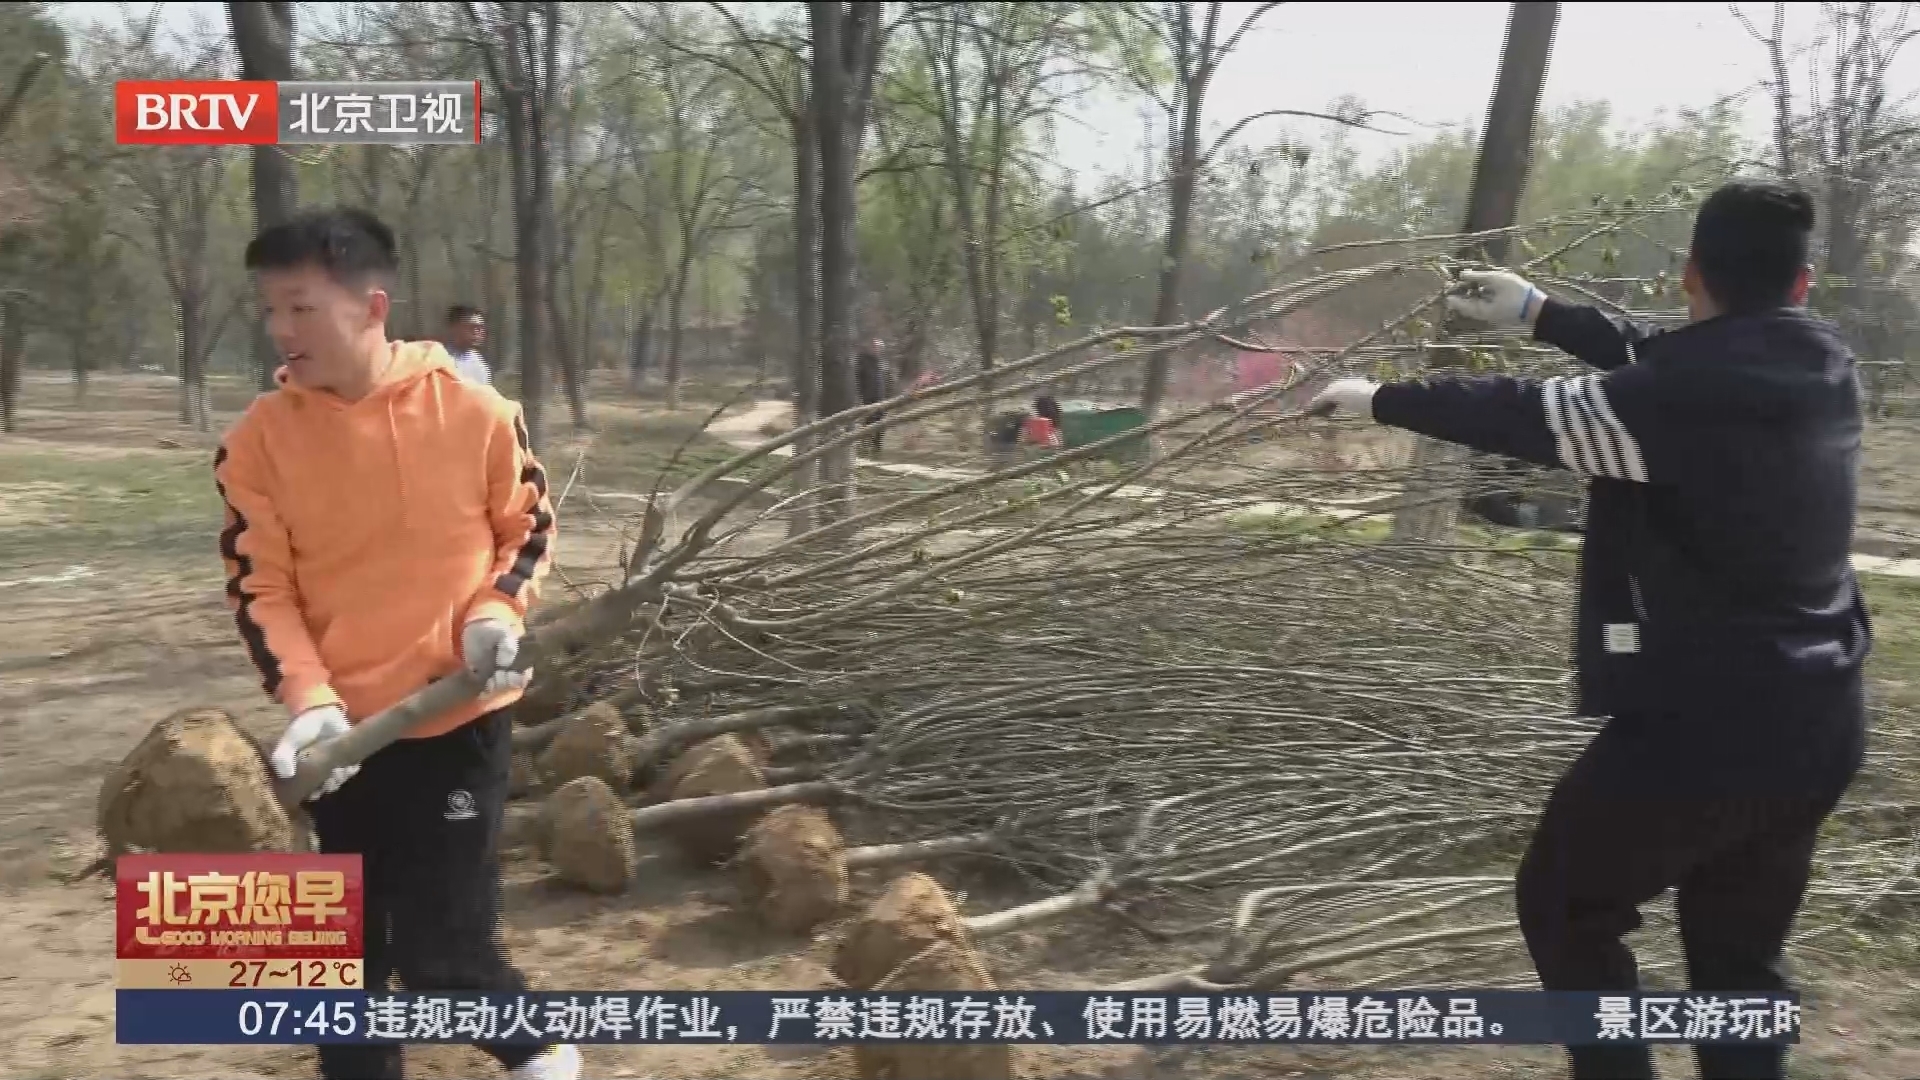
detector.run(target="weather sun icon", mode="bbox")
[166,963,192,986]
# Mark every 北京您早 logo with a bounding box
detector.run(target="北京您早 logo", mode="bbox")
[444,789,477,821]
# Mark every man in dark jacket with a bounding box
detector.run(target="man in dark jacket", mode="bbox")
[1308,181,1870,1080]
[855,340,891,456]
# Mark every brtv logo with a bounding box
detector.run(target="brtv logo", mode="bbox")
[114,81,278,145]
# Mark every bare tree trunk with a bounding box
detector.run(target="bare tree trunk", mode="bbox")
[701,261,715,371]
[0,51,48,430]
[1825,172,1870,359]
[789,109,823,538]
[477,150,510,374]
[580,190,615,374]
[665,252,696,409]
[0,296,20,432]
[628,191,668,393]
[178,283,209,430]
[398,162,433,337]
[1760,2,1794,177]
[0,52,49,143]
[1117,2,1227,466]
[363,145,387,210]
[1455,6,1558,269]
[71,338,89,406]
[119,307,140,372]
[628,290,659,390]
[1140,28,1206,423]
[505,108,547,451]
[547,286,588,427]
[471,1,554,452]
[551,76,584,376]
[1391,0,1559,544]
[809,2,884,533]
[228,0,298,393]
[919,13,994,447]
[0,51,46,428]
[876,121,947,393]
[900,315,928,385]
[535,2,579,430]
[811,3,858,529]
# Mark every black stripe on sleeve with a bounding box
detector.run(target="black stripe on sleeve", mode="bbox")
[492,413,554,601]
[213,444,285,698]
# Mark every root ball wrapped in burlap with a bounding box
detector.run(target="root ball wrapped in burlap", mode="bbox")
[537,702,635,793]
[832,871,978,992]
[741,805,849,934]
[856,941,1014,1080]
[543,776,635,894]
[97,708,300,855]
[656,734,767,865]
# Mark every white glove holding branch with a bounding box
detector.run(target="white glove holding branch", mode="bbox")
[269,705,359,801]
[1306,377,1381,420]
[1447,268,1545,328]
[462,618,532,695]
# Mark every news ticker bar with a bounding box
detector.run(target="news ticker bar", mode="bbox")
[115,990,1803,1046]
[115,81,478,146]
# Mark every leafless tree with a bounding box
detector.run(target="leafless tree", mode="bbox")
[808,1,887,529]
[1737,1,1920,401]
[1094,2,1404,433]
[462,0,565,451]
[0,48,50,432]
[908,1,1078,445]
[89,12,251,432]
[1391,0,1559,543]
[227,1,297,391]
[677,2,881,533]
[549,9,630,394]
[651,5,759,408]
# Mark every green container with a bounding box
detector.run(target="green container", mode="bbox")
[1058,404,1148,460]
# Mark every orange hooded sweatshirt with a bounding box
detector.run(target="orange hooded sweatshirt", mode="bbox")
[213,340,557,740]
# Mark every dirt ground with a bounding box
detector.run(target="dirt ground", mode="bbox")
[2,372,1917,1080]
[1859,413,1920,557]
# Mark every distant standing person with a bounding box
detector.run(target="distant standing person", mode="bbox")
[855,339,891,456]
[446,304,491,385]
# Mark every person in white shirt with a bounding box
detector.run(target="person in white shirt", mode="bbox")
[445,304,491,385]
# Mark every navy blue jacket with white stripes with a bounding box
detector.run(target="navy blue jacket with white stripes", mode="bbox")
[1370,297,1871,784]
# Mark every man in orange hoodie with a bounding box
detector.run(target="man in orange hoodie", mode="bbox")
[216,208,574,1080]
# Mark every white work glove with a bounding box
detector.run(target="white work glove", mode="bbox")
[462,618,532,695]
[269,705,359,801]
[1306,377,1381,420]
[1447,268,1546,328]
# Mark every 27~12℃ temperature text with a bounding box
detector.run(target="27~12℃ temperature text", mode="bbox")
[116,958,364,989]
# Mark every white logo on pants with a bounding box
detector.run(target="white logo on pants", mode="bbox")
[445,789,477,821]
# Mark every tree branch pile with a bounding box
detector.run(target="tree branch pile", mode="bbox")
[95,199,1920,1001]
[498,198,1920,995]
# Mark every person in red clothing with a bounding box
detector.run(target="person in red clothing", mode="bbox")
[216,208,575,1080]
